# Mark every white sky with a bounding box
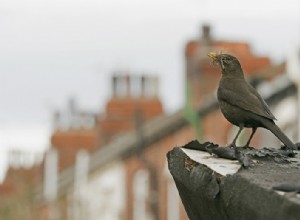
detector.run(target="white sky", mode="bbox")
[0,0,300,177]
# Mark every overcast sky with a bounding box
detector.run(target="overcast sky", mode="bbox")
[0,0,299,177]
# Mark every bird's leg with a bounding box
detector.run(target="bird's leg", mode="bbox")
[229,125,243,147]
[243,127,257,148]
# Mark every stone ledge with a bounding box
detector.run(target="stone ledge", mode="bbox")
[167,141,300,220]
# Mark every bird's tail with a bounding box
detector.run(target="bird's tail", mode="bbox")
[263,119,296,150]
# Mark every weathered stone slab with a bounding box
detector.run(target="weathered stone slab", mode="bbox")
[167,141,300,220]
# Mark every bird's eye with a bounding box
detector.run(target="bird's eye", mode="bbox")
[222,58,231,64]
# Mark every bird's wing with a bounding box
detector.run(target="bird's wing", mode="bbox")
[247,84,276,120]
[217,82,276,120]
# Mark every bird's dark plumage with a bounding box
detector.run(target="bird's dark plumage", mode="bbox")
[208,52,296,150]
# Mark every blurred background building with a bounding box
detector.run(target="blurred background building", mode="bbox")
[0,23,299,220]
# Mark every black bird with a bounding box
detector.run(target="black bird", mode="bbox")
[208,52,296,150]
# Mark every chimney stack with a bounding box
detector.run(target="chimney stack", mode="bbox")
[99,73,163,144]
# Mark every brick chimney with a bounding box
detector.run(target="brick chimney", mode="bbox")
[98,73,163,144]
[50,98,98,171]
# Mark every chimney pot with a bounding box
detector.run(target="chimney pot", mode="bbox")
[141,75,146,97]
[201,24,212,46]
[112,75,118,97]
[125,74,131,97]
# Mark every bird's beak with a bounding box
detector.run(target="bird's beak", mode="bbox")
[208,52,218,60]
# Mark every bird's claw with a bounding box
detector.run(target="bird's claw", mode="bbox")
[226,143,236,148]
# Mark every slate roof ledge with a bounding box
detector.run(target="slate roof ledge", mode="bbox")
[167,141,300,220]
